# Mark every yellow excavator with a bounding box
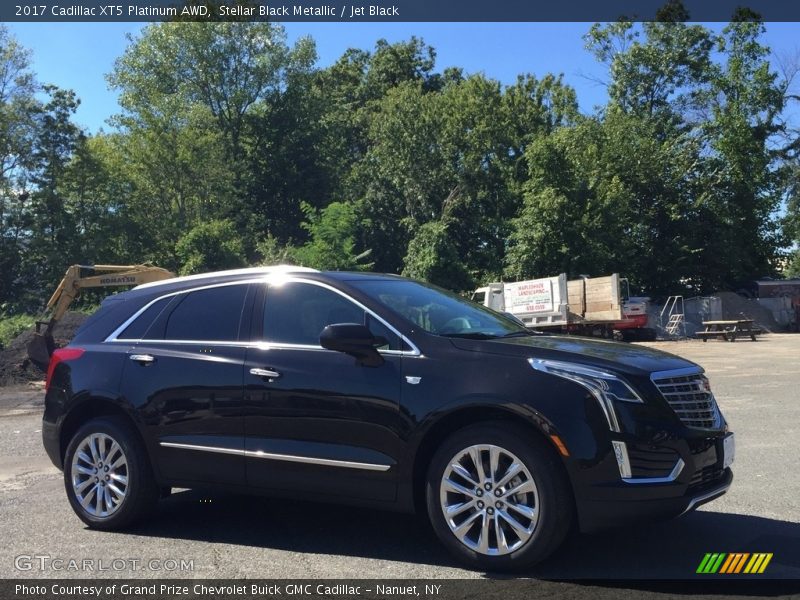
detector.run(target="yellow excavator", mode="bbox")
[27,264,175,367]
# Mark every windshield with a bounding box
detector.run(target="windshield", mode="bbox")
[351,279,530,339]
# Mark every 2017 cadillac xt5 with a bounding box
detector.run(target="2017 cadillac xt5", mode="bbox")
[42,266,734,570]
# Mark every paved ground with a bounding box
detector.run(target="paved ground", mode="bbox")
[0,336,798,582]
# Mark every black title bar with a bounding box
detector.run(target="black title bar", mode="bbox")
[3,0,800,22]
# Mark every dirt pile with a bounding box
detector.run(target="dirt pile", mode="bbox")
[0,312,88,386]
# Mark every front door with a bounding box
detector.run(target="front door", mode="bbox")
[243,280,405,502]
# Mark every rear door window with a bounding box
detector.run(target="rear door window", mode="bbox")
[163,285,249,342]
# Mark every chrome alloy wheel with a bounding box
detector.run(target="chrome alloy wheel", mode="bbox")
[439,444,539,556]
[70,433,129,518]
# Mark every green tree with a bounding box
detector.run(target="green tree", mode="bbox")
[351,72,577,281]
[175,219,246,275]
[505,111,699,293]
[0,25,38,308]
[15,86,85,309]
[292,201,372,271]
[578,18,791,293]
[109,22,316,249]
[690,21,788,287]
[402,219,473,291]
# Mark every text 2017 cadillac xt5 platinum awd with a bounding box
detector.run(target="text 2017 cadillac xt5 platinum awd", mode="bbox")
[42,266,734,570]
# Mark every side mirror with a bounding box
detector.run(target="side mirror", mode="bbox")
[320,323,384,367]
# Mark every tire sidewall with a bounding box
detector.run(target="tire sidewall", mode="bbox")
[426,422,571,571]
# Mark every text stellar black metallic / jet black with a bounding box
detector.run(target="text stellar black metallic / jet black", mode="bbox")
[42,266,734,571]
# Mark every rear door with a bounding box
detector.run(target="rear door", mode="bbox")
[243,280,406,501]
[119,282,254,486]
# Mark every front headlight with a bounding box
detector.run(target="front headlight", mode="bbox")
[528,358,643,432]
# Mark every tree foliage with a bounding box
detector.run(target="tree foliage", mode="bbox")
[2,17,799,318]
[175,219,246,275]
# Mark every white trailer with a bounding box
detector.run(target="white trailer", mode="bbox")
[473,273,624,334]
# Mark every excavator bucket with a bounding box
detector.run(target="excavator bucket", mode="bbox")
[26,325,55,370]
[24,263,175,370]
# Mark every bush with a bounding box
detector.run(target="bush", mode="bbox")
[0,314,36,350]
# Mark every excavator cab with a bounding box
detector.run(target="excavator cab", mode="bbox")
[26,264,175,370]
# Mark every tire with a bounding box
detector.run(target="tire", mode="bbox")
[426,422,573,571]
[63,416,159,530]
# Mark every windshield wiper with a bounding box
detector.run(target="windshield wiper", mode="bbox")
[439,332,500,340]
[499,330,535,338]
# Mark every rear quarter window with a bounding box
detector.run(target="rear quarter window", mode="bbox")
[117,297,174,340]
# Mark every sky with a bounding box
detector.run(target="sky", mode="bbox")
[7,22,800,134]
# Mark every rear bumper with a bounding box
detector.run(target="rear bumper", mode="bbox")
[42,419,63,470]
[577,468,732,533]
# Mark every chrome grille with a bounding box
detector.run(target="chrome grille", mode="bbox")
[652,373,721,429]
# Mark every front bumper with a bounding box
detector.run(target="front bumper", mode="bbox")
[573,429,733,532]
[577,467,732,532]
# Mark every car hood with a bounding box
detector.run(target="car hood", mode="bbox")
[448,335,698,376]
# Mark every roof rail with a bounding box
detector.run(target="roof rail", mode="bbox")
[133,265,318,290]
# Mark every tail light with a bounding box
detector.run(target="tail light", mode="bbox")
[45,348,85,391]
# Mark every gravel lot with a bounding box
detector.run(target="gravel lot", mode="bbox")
[0,335,798,582]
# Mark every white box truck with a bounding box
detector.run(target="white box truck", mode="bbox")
[473,273,625,336]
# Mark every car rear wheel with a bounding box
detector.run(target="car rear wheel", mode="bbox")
[63,416,159,530]
[426,422,573,571]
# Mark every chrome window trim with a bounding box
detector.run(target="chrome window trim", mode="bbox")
[263,277,420,356]
[159,441,391,472]
[105,278,263,343]
[105,275,422,357]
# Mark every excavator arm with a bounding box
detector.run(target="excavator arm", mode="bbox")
[27,264,175,367]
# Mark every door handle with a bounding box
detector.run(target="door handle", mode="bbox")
[250,367,281,380]
[130,354,155,364]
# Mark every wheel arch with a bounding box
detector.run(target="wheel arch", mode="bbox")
[409,404,574,516]
[59,394,146,465]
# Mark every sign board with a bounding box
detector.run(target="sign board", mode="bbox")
[505,278,555,315]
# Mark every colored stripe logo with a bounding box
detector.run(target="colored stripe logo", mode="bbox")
[697,553,773,574]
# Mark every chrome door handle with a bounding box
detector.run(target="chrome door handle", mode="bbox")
[130,354,155,364]
[250,368,281,379]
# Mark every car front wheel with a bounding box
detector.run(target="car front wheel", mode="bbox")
[426,422,573,571]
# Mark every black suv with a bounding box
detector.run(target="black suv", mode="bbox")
[43,267,734,570]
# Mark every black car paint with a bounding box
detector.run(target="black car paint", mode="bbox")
[42,270,732,532]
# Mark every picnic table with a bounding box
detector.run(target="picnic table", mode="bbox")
[697,319,758,342]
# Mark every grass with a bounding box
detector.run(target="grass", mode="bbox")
[0,314,37,350]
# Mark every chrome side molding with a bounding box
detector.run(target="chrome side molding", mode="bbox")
[159,441,392,472]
